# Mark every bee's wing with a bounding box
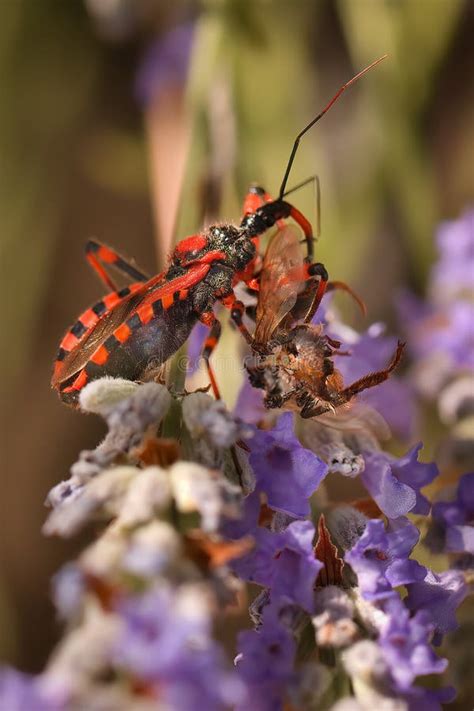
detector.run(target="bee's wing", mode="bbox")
[255,224,309,344]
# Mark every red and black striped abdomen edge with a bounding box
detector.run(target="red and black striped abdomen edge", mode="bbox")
[52,283,144,386]
[57,288,196,406]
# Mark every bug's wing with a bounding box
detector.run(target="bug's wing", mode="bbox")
[53,262,213,387]
[53,291,147,386]
[255,224,309,343]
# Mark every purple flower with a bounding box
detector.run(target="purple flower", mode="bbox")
[432,208,474,297]
[403,684,456,711]
[361,443,438,519]
[403,300,474,372]
[431,472,474,555]
[52,564,86,620]
[235,603,297,711]
[398,208,474,396]
[234,379,268,426]
[248,413,328,519]
[114,583,242,711]
[345,518,426,600]
[0,669,66,711]
[335,323,417,440]
[405,569,468,640]
[232,520,321,612]
[135,23,195,106]
[379,597,447,691]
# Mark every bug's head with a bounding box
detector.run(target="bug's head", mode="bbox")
[242,185,273,216]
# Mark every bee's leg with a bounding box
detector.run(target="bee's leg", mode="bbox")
[334,341,405,406]
[85,240,149,292]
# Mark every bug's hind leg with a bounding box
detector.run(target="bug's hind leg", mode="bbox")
[85,240,150,292]
[334,341,405,407]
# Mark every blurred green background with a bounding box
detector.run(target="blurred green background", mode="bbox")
[1,0,473,674]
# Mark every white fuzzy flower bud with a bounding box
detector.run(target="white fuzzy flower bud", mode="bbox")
[79,377,139,416]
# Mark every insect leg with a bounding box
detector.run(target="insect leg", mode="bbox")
[199,311,223,400]
[85,240,150,292]
[334,341,405,406]
[287,204,315,259]
[220,294,255,348]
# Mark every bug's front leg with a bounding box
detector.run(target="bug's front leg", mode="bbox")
[220,293,257,349]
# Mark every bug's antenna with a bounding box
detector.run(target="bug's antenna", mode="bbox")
[278,55,387,200]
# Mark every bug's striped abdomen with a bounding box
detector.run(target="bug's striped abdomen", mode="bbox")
[52,283,145,386]
[58,296,198,405]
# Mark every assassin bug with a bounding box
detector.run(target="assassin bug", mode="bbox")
[52,57,386,407]
[245,223,405,418]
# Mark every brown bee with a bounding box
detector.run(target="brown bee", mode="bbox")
[243,224,404,418]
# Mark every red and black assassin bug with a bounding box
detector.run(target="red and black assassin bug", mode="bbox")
[52,56,386,406]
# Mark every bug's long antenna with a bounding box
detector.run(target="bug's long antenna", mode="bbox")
[278,55,387,200]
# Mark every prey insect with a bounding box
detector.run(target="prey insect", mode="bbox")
[245,223,405,418]
[52,57,387,407]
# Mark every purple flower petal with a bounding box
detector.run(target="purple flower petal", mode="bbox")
[430,472,474,555]
[0,670,66,711]
[249,413,327,519]
[233,520,321,612]
[114,583,242,710]
[361,452,417,519]
[379,598,447,691]
[405,569,468,638]
[346,518,425,600]
[234,379,268,425]
[235,603,297,711]
[361,444,437,519]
